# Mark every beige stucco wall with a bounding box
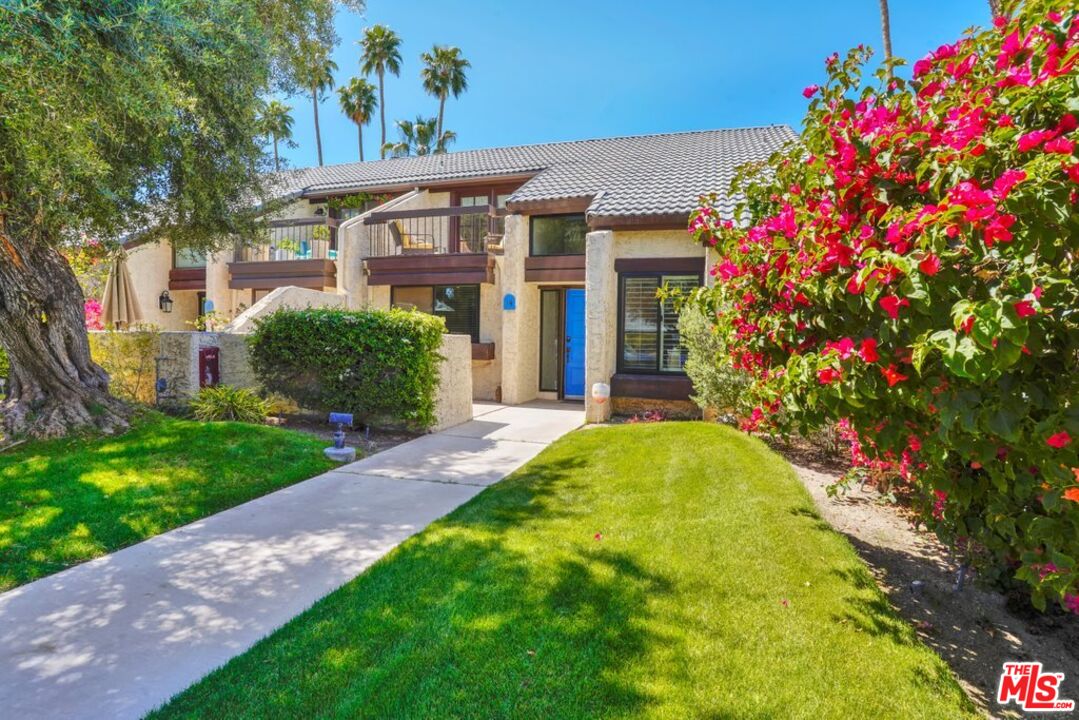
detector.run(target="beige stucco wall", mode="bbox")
[432,333,474,432]
[338,190,422,306]
[472,267,503,401]
[498,213,541,405]
[124,241,200,331]
[156,331,256,400]
[584,230,616,422]
[583,228,706,422]
[225,286,348,333]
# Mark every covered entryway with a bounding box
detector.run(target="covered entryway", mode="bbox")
[539,287,586,400]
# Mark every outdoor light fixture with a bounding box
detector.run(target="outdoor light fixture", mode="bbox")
[591,382,610,405]
[158,290,174,313]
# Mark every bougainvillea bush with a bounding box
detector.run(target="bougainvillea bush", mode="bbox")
[688,1,1079,612]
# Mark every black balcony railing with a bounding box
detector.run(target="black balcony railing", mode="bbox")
[364,205,504,257]
[233,218,338,263]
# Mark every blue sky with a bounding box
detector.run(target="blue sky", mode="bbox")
[276,0,991,169]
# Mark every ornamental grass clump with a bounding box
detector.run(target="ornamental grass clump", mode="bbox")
[688,0,1079,612]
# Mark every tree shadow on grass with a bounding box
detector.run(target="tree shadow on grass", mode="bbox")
[151,453,683,720]
[0,419,328,590]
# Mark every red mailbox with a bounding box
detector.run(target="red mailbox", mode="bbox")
[198,347,220,388]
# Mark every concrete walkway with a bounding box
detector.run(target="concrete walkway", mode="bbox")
[0,402,582,720]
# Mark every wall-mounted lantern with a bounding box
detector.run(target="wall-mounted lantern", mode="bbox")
[159,290,174,314]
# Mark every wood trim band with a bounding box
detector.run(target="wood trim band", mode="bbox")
[614,257,706,273]
[365,253,496,287]
[168,267,206,291]
[524,255,586,283]
[471,342,496,361]
[610,373,694,400]
[228,259,336,290]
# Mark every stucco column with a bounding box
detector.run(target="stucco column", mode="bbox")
[584,230,616,423]
[205,249,231,319]
[337,219,369,307]
[499,213,532,404]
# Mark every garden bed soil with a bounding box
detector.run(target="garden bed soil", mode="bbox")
[771,436,1079,719]
[273,412,420,457]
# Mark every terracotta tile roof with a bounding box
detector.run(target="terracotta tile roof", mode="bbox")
[273,125,796,220]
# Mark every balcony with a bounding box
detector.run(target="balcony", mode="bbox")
[364,205,504,256]
[229,218,338,291]
[363,205,503,286]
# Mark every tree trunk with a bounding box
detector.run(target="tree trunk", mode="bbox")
[273,135,280,172]
[436,94,446,142]
[358,123,364,161]
[378,69,386,159]
[878,0,894,66]
[987,0,1001,18]
[312,85,323,167]
[0,234,129,439]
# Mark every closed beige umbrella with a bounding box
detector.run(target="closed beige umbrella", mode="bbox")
[100,250,143,329]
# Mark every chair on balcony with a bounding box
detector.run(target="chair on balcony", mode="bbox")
[388,221,435,254]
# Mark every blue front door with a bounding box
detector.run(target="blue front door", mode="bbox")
[563,289,586,399]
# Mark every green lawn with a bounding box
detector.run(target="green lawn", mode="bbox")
[0,412,335,591]
[149,422,976,720]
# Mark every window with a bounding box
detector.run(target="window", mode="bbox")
[539,289,562,392]
[391,284,481,342]
[174,248,206,269]
[530,214,587,256]
[618,273,700,374]
[457,194,489,252]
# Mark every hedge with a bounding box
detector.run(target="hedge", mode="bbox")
[248,307,445,429]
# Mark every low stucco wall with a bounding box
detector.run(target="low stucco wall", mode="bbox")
[225,286,347,333]
[157,331,256,400]
[432,334,474,432]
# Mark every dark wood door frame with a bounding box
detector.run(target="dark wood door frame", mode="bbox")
[538,285,585,400]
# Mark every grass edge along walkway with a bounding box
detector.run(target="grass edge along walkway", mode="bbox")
[0,411,337,591]
[148,421,977,720]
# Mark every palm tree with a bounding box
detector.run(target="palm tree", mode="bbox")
[381,116,456,158]
[258,100,294,172]
[878,0,894,72]
[295,40,337,166]
[359,25,402,159]
[987,0,1003,18]
[338,78,378,161]
[420,45,470,141]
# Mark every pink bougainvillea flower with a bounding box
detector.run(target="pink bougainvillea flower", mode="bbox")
[803,85,820,99]
[1047,431,1072,449]
[1065,595,1079,615]
[880,364,909,387]
[918,254,942,276]
[1014,300,1038,318]
[1044,136,1076,154]
[846,274,866,295]
[992,168,1027,198]
[859,338,880,363]
[879,295,910,320]
[818,367,842,385]
[594,532,603,541]
[983,213,1017,246]
[825,337,856,360]
[1017,129,1053,152]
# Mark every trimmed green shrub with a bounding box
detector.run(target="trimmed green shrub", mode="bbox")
[679,300,750,418]
[190,385,269,424]
[0,347,8,380]
[248,307,445,429]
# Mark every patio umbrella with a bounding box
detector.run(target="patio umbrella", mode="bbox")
[100,250,143,329]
